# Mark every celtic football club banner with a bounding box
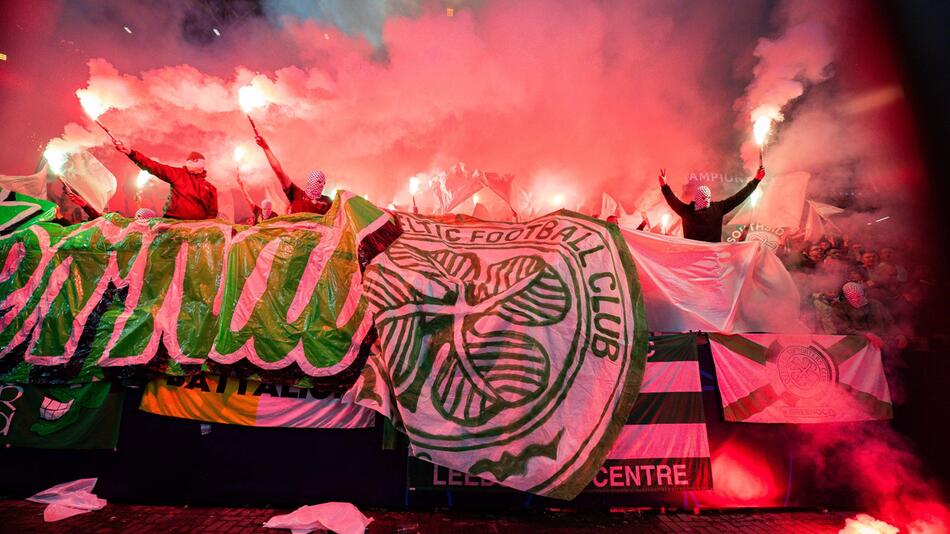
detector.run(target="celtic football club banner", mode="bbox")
[140,374,375,428]
[0,382,123,449]
[407,334,710,493]
[349,211,649,500]
[0,192,396,386]
[708,333,892,423]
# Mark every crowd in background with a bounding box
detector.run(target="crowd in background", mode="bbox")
[779,233,927,350]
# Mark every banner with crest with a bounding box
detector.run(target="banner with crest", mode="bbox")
[348,211,649,500]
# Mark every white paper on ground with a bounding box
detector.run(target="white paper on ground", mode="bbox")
[263,502,373,534]
[44,503,94,522]
[27,478,107,522]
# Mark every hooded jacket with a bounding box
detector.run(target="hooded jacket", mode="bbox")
[128,150,218,220]
[661,180,759,242]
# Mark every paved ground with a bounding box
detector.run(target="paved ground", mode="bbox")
[0,500,858,533]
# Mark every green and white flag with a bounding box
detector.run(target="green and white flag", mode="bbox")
[709,333,892,423]
[0,190,57,236]
[0,191,396,386]
[349,211,649,500]
[0,382,123,449]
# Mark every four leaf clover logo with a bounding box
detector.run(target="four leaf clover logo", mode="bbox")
[364,243,571,427]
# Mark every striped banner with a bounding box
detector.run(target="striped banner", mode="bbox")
[406,334,712,493]
[587,333,712,492]
[0,190,57,236]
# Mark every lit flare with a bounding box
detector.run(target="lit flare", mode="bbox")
[43,144,69,175]
[753,116,772,147]
[238,85,267,114]
[135,170,151,189]
[77,90,117,141]
[839,514,898,534]
[77,90,110,121]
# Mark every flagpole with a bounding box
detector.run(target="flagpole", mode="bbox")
[94,120,117,143]
[246,114,261,136]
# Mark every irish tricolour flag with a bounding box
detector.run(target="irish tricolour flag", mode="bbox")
[708,334,892,423]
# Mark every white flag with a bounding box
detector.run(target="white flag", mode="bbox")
[600,192,620,218]
[60,151,117,213]
[803,200,844,242]
[0,164,50,200]
[728,171,810,230]
[709,333,892,423]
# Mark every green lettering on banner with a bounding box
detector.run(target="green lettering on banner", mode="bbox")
[0,192,396,385]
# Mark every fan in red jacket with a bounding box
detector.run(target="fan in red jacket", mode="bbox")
[114,140,218,220]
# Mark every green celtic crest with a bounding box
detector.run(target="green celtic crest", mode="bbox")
[767,342,838,402]
[358,212,648,499]
[365,242,577,433]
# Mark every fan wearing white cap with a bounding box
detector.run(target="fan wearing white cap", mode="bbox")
[235,174,276,224]
[254,134,332,215]
[135,208,157,220]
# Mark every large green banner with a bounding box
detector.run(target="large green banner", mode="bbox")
[0,382,123,449]
[0,192,396,387]
[349,211,649,500]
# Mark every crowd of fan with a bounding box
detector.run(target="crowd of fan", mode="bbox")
[46,144,925,352]
[780,235,924,350]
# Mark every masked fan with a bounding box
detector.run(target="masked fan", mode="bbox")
[254,134,331,215]
[658,165,766,242]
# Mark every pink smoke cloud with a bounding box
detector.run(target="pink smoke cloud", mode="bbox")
[5,0,773,219]
[795,423,949,533]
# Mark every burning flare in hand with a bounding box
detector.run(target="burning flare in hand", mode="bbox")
[43,144,70,175]
[135,170,151,190]
[751,107,779,167]
[238,85,268,136]
[753,116,772,146]
[751,105,781,146]
[77,90,110,121]
[77,90,117,141]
